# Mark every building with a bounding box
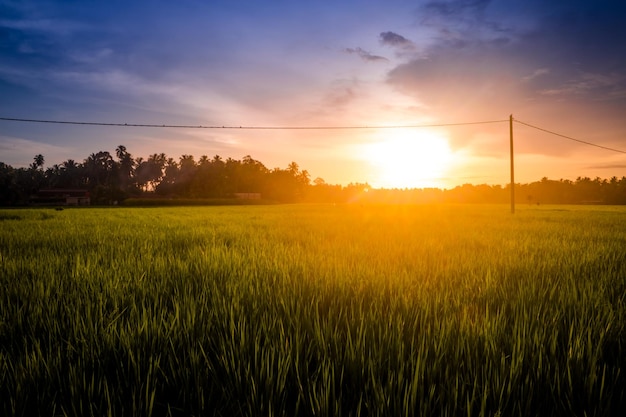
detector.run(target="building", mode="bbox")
[31,189,91,206]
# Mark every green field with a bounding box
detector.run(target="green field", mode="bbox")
[1,204,625,416]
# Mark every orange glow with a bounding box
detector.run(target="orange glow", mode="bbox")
[363,129,455,189]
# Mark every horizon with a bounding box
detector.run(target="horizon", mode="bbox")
[4,141,625,192]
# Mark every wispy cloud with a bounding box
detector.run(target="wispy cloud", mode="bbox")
[344,47,388,62]
[540,72,626,100]
[421,0,491,18]
[522,68,550,82]
[0,18,88,35]
[323,85,357,108]
[418,0,511,48]
[309,78,363,121]
[585,164,626,170]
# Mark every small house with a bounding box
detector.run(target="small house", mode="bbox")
[31,189,91,206]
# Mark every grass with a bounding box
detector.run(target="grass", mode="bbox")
[1,204,625,416]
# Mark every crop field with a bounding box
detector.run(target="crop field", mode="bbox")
[1,204,625,416]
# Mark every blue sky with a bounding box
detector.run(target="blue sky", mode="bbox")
[1,0,625,188]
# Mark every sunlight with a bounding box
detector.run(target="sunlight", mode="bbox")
[363,129,454,189]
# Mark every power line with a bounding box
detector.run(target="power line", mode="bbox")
[3,114,623,154]
[514,119,626,154]
[0,116,507,130]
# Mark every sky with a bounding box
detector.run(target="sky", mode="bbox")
[1,0,625,189]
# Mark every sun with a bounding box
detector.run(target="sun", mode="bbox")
[363,129,454,189]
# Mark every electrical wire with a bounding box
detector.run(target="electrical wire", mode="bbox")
[514,119,626,154]
[2,115,623,154]
[0,116,508,130]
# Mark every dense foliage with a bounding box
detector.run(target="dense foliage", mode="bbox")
[1,147,626,205]
[1,205,625,416]
[0,148,313,205]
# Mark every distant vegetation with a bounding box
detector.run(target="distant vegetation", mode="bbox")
[1,146,626,205]
[1,205,625,415]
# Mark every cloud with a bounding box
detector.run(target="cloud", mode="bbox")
[310,78,363,121]
[324,85,357,108]
[419,0,493,30]
[417,0,512,50]
[379,31,417,58]
[379,31,412,48]
[386,1,626,120]
[522,68,550,82]
[422,0,491,16]
[344,47,388,62]
[585,164,626,170]
[0,17,88,35]
[539,72,626,100]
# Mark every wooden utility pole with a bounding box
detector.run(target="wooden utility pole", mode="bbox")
[510,114,515,214]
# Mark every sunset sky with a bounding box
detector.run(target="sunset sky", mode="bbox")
[1,0,625,189]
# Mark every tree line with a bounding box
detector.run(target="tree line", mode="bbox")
[1,146,625,205]
[0,146,320,205]
[365,177,626,205]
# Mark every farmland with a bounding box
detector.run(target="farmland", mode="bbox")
[1,204,625,416]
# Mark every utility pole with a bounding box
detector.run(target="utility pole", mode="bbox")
[510,114,515,214]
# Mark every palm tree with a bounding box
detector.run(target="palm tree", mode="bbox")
[115,145,135,193]
[30,154,44,170]
[61,159,82,188]
[137,153,166,191]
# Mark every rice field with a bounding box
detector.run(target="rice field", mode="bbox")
[1,204,625,416]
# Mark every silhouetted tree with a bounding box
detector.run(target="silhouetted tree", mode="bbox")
[115,145,136,194]
[60,159,83,188]
[155,157,178,195]
[136,153,166,192]
[83,151,118,203]
[30,154,44,170]
[24,154,47,200]
[0,162,19,205]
